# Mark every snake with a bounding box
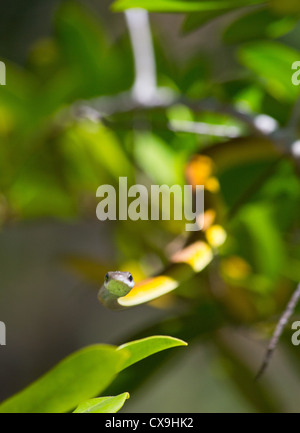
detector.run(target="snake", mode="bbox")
[98,240,214,310]
[98,136,282,310]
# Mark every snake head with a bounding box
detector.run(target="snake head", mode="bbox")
[104,271,135,297]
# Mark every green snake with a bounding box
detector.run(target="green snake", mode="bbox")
[98,240,214,310]
[98,136,282,310]
[98,271,135,310]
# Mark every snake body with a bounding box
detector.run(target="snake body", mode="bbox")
[98,136,282,310]
[98,241,213,310]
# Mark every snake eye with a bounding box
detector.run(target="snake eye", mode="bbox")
[105,273,109,282]
[128,273,133,282]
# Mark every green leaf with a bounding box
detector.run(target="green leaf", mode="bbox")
[182,8,237,34]
[0,336,187,413]
[73,392,130,413]
[223,8,297,44]
[117,335,187,370]
[113,0,267,13]
[238,41,300,102]
[0,345,128,413]
[238,204,285,285]
[55,2,132,98]
[133,132,185,185]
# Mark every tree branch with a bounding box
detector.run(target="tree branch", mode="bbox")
[256,283,300,379]
[125,9,157,104]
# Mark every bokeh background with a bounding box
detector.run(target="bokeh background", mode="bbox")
[1,0,300,413]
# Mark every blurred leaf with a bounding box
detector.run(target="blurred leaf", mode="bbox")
[202,137,279,175]
[134,132,185,185]
[183,8,237,33]
[238,41,300,101]
[223,8,297,44]
[282,258,300,282]
[73,392,130,413]
[55,2,133,98]
[219,160,276,209]
[237,204,285,284]
[0,345,128,414]
[8,151,76,219]
[63,121,133,186]
[113,0,267,13]
[271,0,300,13]
[117,336,187,370]
[177,56,211,98]
[233,85,264,112]
[258,160,300,231]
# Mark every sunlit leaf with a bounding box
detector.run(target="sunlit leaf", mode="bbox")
[0,346,128,413]
[0,336,186,413]
[73,392,130,413]
[134,132,185,185]
[238,41,300,101]
[113,0,267,13]
[117,335,187,370]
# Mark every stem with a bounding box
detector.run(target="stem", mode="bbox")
[125,9,158,104]
[256,283,300,379]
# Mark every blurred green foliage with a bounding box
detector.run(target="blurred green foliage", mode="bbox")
[1,0,300,413]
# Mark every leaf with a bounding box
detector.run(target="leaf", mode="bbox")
[133,132,184,185]
[73,392,130,413]
[105,304,222,398]
[183,8,237,34]
[55,2,133,98]
[238,41,300,102]
[117,335,187,370]
[112,0,267,13]
[223,8,297,44]
[0,336,187,413]
[0,345,128,413]
[237,204,285,284]
[271,0,300,13]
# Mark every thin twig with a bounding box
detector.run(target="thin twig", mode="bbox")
[74,95,271,136]
[256,283,300,380]
[92,115,243,138]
